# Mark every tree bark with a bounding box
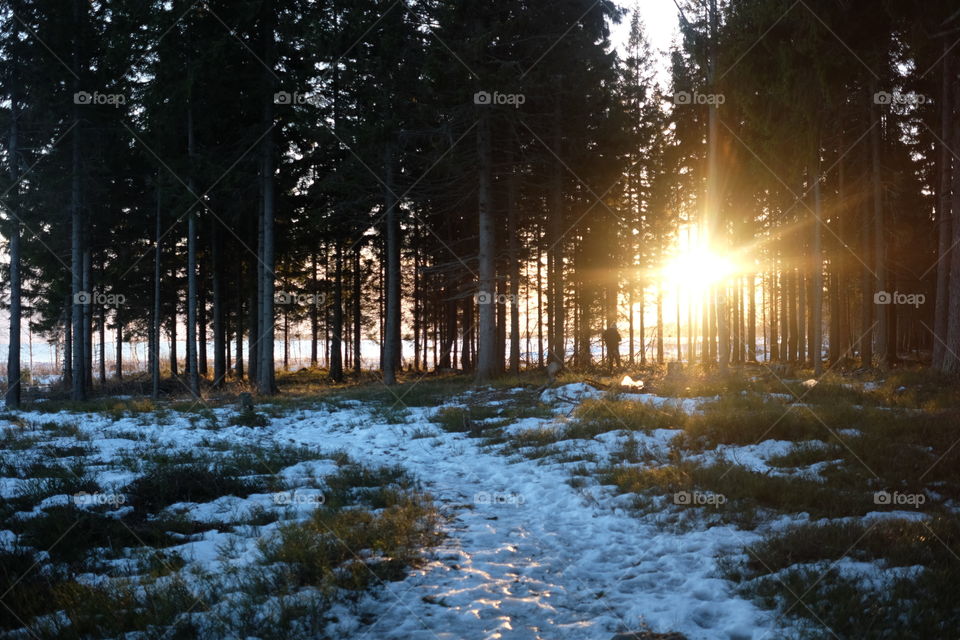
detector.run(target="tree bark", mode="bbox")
[943,73,960,373]
[507,148,521,376]
[548,83,565,367]
[114,307,123,380]
[934,42,953,370]
[151,181,162,398]
[353,246,362,374]
[257,0,277,394]
[475,106,497,382]
[70,0,86,401]
[5,43,22,407]
[812,152,824,376]
[870,77,889,367]
[330,242,344,381]
[382,141,401,384]
[211,218,225,387]
[185,102,200,397]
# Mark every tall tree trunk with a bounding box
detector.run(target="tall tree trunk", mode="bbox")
[330,242,344,381]
[185,102,200,397]
[461,296,473,371]
[70,0,86,401]
[934,42,953,370]
[656,286,664,364]
[747,273,757,361]
[151,180,162,399]
[198,262,208,377]
[236,298,245,380]
[310,252,319,367]
[536,224,544,367]
[475,107,497,382]
[770,266,779,361]
[870,78,889,367]
[169,317,178,377]
[353,246,362,374]
[812,152,824,375]
[115,308,123,380]
[5,44,22,408]
[507,152,521,376]
[211,218,226,387]
[707,0,726,372]
[382,140,401,383]
[64,298,72,385]
[98,304,105,385]
[860,195,874,368]
[256,0,277,394]
[943,73,960,373]
[83,246,92,393]
[548,85,565,367]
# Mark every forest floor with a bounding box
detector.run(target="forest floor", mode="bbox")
[1,365,959,639]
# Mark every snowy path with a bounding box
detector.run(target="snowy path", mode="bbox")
[268,400,784,640]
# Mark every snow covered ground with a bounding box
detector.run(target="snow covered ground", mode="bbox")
[3,379,939,638]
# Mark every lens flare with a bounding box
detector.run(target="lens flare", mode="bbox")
[662,249,735,294]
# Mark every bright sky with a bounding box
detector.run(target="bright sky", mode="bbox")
[611,0,682,84]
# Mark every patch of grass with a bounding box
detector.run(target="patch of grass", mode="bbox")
[11,505,169,565]
[653,368,755,397]
[0,546,67,631]
[11,461,100,509]
[44,443,95,458]
[323,463,417,509]
[409,426,438,439]
[566,397,687,439]
[35,575,205,639]
[259,491,440,590]
[510,426,562,448]
[114,446,208,472]
[229,408,270,427]
[25,397,158,419]
[332,376,475,408]
[126,463,267,511]
[815,411,960,501]
[876,368,960,410]
[739,517,960,575]
[679,394,860,449]
[601,460,875,525]
[1,426,40,450]
[731,516,960,639]
[608,433,666,465]
[432,405,501,434]
[781,378,870,407]
[368,405,410,424]
[766,441,841,468]
[221,442,328,476]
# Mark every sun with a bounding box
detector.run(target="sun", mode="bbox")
[662,248,735,294]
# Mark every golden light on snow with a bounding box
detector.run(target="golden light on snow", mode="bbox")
[620,375,644,389]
